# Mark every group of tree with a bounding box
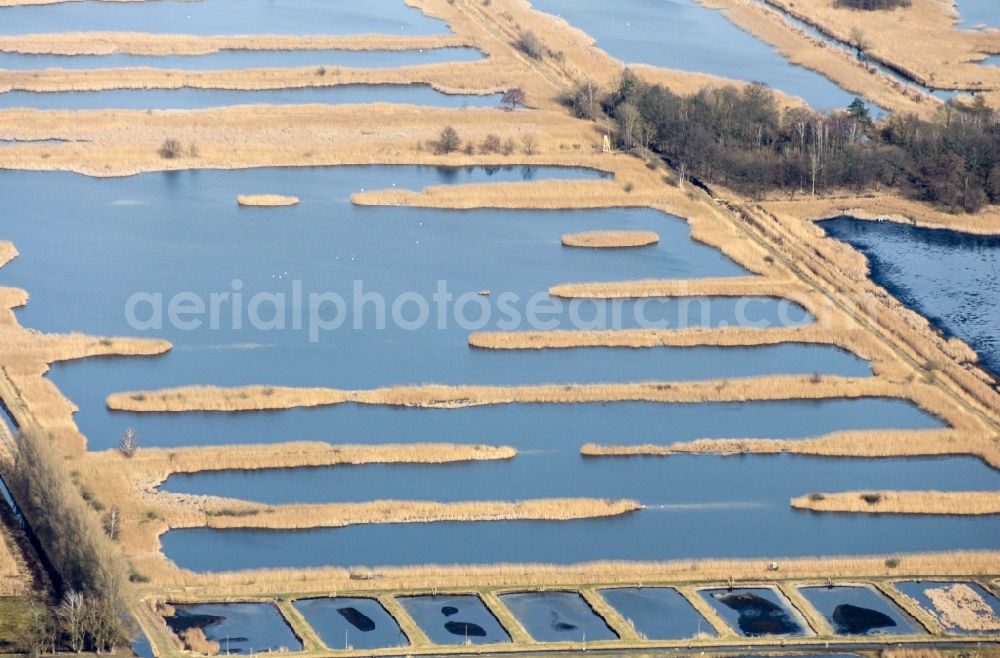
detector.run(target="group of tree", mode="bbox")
[3,430,132,654]
[582,71,1000,212]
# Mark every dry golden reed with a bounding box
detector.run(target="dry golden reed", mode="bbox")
[791,491,1000,515]
[561,230,659,248]
[236,194,299,207]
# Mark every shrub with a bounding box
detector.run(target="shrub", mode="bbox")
[808,492,826,501]
[437,126,461,154]
[522,134,538,155]
[516,30,545,59]
[861,492,883,505]
[836,0,910,9]
[480,133,502,154]
[158,138,182,159]
[501,87,526,110]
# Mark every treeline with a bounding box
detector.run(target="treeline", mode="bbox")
[3,430,131,653]
[583,72,1000,212]
[836,0,910,9]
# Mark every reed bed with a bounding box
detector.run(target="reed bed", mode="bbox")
[0,33,472,57]
[0,61,506,97]
[468,326,878,361]
[236,194,299,207]
[179,498,642,530]
[548,277,778,299]
[791,491,1000,515]
[561,230,659,248]
[117,441,516,482]
[581,427,1000,469]
[923,583,1000,631]
[106,375,912,412]
[138,550,1000,598]
[0,524,30,597]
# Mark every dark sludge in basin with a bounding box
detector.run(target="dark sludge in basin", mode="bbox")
[164,611,225,635]
[293,597,408,650]
[711,591,802,636]
[832,603,897,635]
[442,606,459,616]
[444,621,488,637]
[337,606,376,632]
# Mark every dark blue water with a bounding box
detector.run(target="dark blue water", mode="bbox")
[163,603,302,654]
[701,588,805,637]
[293,597,408,650]
[821,217,1000,380]
[0,0,449,36]
[0,47,484,71]
[529,0,860,113]
[893,581,1000,634]
[598,587,715,639]
[398,595,510,645]
[159,454,1000,571]
[499,592,617,642]
[0,85,502,110]
[798,586,918,636]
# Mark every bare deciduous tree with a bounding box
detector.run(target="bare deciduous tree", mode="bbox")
[118,427,137,458]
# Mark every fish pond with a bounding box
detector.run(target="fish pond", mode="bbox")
[798,585,918,636]
[398,594,511,645]
[163,602,302,654]
[701,588,807,637]
[499,591,617,642]
[597,587,716,639]
[292,597,408,650]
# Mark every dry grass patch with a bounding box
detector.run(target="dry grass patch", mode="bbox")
[561,230,659,248]
[923,582,1000,631]
[237,194,299,207]
[178,498,642,530]
[792,491,1000,515]
[106,375,919,413]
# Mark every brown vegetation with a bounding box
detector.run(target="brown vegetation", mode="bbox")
[236,194,299,207]
[791,490,1000,515]
[561,230,659,248]
[176,498,642,530]
[923,583,1000,631]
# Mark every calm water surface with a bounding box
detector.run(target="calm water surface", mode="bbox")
[529,0,859,113]
[821,217,1000,380]
[0,47,484,71]
[159,454,1000,571]
[0,0,449,36]
[499,592,617,642]
[293,597,408,650]
[164,603,302,654]
[0,85,502,110]
[399,595,511,645]
[956,0,1000,29]
[597,587,715,639]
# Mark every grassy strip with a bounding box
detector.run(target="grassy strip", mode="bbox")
[561,230,659,248]
[578,587,643,641]
[791,491,1000,515]
[105,375,909,412]
[178,497,643,530]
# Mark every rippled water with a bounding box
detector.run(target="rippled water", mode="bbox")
[821,217,1000,380]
